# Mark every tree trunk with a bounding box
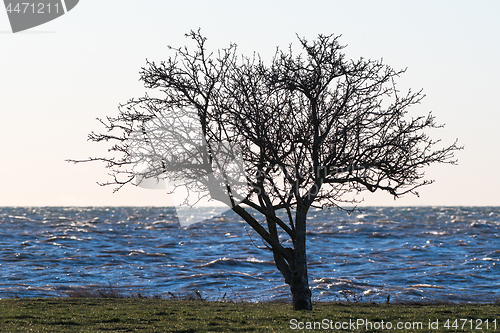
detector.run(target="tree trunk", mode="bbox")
[290,205,312,310]
[290,260,312,310]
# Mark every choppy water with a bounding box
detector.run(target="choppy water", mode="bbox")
[0,206,498,303]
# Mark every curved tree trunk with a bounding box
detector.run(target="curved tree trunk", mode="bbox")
[290,206,312,310]
[290,256,312,310]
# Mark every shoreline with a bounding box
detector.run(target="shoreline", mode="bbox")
[1,294,500,306]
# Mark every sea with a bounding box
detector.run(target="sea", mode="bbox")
[0,206,498,303]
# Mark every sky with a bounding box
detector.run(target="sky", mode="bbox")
[0,0,499,207]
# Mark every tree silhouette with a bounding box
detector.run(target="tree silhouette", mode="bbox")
[74,30,460,310]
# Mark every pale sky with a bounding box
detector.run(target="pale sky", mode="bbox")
[1,1,499,207]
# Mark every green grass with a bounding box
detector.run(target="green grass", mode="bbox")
[0,298,499,332]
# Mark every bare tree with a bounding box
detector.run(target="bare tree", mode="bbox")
[72,30,460,310]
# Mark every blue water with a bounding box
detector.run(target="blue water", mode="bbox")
[0,206,498,303]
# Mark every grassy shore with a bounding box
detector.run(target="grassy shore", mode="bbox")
[0,298,499,332]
